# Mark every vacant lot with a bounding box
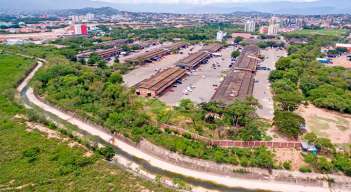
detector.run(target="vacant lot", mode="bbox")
[297,104,351,144]
[274,148,305,171]
[331,55,351,69]
[288,29,348,37]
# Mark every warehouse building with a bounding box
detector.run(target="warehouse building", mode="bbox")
[125,48,171,65]
[125,42,187,65]
[201,43,223,53]
[176,43,223,70]
[76,48,120,61]
[211,45,259,105]
[135,67,186,97]
[176,51,211,70]
[96,39,129,48]
[162,42,188,52]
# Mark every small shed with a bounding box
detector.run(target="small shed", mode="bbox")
[301,141,318,155]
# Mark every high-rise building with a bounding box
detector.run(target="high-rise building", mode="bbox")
[81,24,88,35]
[74,24,88,35]
[268,24,279,36]
[268,17,280,36]
[244,20,256,33]
[74,24,82,35]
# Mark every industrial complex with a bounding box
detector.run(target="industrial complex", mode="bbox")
[211,45,260,104]
[134,43,224,97]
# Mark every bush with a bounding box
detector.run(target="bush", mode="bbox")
[22,147,41,163]
[97,146,115,161]
[283,161,292,170]
[299,166,312,173]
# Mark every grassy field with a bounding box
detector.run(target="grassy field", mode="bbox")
[287,29,349,37]
[0,53,173,192]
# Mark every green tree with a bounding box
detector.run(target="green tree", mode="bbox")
[234,36,244,43]
[275,91,303,111]
[231,50,240,58]
[273,111,305,139]
[225,97,259,127]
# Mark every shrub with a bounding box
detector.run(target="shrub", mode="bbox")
[299,166,312,173]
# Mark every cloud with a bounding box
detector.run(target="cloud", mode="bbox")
[94,0,319,5]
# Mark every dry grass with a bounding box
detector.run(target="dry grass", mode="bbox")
[297,104,351,144]
[274,148,305,171]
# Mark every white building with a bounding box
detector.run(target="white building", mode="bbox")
[268,23,280,36]
[244,20,256,33]
[216,31,227,42]
[74,24,82,35]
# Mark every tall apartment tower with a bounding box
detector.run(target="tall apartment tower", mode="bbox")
[244,20,256,33]
[268,17,280,36]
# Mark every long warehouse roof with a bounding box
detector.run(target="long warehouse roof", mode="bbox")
[211,45,259,104]
[137,67,186,91]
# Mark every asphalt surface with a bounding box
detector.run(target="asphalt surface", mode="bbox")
[253,48,287,120]
[159,46,234,106]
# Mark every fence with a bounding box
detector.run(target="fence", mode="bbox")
[161,124,301,150]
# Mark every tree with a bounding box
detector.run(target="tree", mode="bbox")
[225,97,259,127]
[275,91,303,111]
[273,111,305,139]
[97,60,107,68]
[236,121,264,141]
[234,36,243,44]
[231,50,240,58]
[108,72,124,84]
[275,57,293,71]
[88,53,102,65]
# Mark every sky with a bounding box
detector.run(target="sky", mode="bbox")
[1,0,351,14]
[94,0,318,4]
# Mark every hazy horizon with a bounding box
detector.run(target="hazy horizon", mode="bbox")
[1,0,350,15]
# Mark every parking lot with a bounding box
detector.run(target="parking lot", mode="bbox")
[253,48,287,120]
[122,44,203,87]
[159,46,234,106]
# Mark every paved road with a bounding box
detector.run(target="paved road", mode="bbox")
[253,48,287,120]
[19,61,337,192]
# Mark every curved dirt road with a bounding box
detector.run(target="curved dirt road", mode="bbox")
[20,62,340,192]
